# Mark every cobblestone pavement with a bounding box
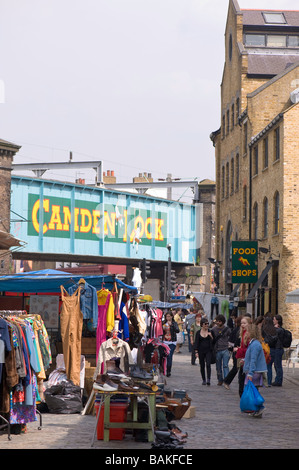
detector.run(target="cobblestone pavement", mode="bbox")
[1,343,299,450]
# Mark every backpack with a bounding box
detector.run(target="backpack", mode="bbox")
[281,328,292,348]
[263,333,278,348]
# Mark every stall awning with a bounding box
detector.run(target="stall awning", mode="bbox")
[0,269,138,294]
[0,230,23,250]
[285,288,299,304]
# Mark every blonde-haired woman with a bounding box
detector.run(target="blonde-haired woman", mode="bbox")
[235,315,252,397]
[243,323,267,417]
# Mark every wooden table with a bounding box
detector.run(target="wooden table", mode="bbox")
[90,388,156,446]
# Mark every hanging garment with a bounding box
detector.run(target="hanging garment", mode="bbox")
[96,289,115,360]
[60,286,83,387]
[93,337,134,379]
[118,302,130,341]
[68,280,98,329]
[0,318,11,384]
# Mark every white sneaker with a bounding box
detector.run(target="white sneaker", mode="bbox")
[93,382,118,392]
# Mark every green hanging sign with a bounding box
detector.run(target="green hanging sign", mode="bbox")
[231,241,258,284]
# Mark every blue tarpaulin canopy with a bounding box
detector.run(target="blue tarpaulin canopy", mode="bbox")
[0,269,138,294]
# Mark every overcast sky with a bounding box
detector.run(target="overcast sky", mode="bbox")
[1,0,298,202]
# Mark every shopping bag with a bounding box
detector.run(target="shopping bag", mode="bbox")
[240,381,264,413]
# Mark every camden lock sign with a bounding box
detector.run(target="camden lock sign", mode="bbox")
[231,241,258,284]
[27,193,167,247]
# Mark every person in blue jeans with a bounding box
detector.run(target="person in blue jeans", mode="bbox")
[212,314,231,386]
[268,315,285,386]
[162,312,180,377]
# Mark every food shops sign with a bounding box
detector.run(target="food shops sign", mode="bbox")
[231,241,258,284]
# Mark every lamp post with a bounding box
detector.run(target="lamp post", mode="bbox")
[167,244,172,302]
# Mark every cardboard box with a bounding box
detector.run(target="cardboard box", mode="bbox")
[182,406,196,419]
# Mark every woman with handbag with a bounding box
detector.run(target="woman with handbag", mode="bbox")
[242,323,267,417]
[194,318,213,385]
[162,312,180,377]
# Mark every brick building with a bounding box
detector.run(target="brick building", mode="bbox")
[210,0,299,334]
[0,138,21,273]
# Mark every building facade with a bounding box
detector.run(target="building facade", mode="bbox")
[0,139,21,273]
[210,0,299,334]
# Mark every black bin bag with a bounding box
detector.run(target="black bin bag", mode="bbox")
[44,380,82,414]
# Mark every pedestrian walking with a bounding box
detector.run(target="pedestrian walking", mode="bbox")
[174,308,184,354]
[242,323,267,418]
[162,312,180,377]
[223,315,242,390]
[190,313,202,365]
[268,314,285,386]
[211,314,231,386]
[235,315,252,397]
[194,318,213,385]
[185,309,196,353]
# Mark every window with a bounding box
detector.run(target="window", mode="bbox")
[263,12,286,24]
[253,145,258,175]
[222,166,225,198]
[236,98,240,120]
[243,186,247,220]
[263,197,268,238]
[263,137,268,169]
[226,162,229,197]
[274,191,280,234]
[231,158,234,194]
[243,122,248,154]
[235,154,240,191]
[222,115,225,138]
[289,36,299,47]
[253,203,258,240]
[245,34,266,46]
[229,34,233,61]
[274,127,280,161]
[226,110,230,134]
[231,104,235,129]
[267,35,286,47]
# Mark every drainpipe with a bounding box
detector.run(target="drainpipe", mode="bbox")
[249,145,252,241]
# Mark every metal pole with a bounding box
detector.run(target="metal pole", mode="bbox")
[167,244,171,302]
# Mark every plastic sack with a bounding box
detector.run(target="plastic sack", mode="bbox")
[44,380,82,414]
[240,380,265,413]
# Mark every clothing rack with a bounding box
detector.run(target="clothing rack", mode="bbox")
[0,311,43,439]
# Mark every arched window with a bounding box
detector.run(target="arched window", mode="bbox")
[263,197,268,238]
[274,191,280,234]
[253,202,258,239]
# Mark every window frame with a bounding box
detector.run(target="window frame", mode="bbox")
[274,191,280,234]
[253,145,259,176]
[262,12,286,24]
[274,127,280,162]
[263,197,268,238]
[263,137,268,169]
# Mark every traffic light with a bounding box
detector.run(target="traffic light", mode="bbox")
[141,258,151,284]
[170,269,176,292]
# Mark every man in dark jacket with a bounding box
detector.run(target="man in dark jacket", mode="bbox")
[212,314,231,386]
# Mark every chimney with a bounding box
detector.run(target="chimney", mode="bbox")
[103,170,117,184]
[133,172,153,183]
